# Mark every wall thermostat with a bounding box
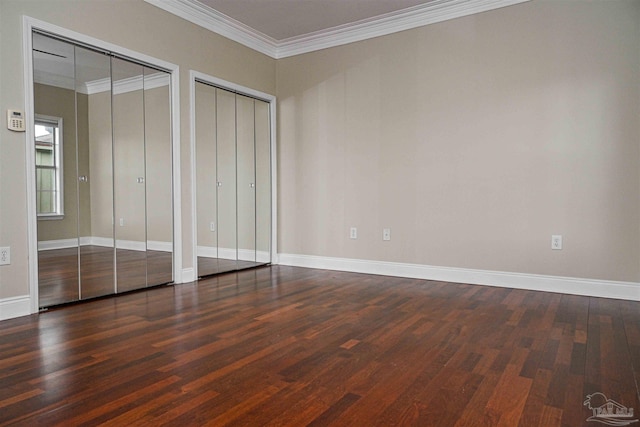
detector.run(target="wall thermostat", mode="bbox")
[7,110,25,132]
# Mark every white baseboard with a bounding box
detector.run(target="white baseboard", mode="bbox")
[181,268,196,283]
[0,295,32,320]
[277,253,640,301]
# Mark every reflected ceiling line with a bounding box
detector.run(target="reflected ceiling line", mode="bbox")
[33,33,170,95]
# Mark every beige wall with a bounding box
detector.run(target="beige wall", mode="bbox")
[276,0,640,282]
[0,0,275,300]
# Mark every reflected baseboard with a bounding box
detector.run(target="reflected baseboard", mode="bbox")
[147,240,173,252]
[197,246,270,262]
[38,238,86,251]
[38,237,173,252]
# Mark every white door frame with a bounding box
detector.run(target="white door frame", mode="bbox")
[23,16,183,313]
[189,70,278,280]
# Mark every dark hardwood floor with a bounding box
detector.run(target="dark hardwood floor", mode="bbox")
[1,265,639,426]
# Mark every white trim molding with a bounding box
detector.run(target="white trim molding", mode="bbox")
[182,268,196,283]
[0,295,32,321]
[145,0,278,58]
[278,254,640,302]
[145,0,530,59]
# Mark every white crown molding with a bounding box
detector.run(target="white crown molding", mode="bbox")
[277,0,530,58]
[144,0,278,57]
[145,0,530,59]
[277,253,640,302]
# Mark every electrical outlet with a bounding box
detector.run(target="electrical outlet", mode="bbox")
[350,227,357,239]
[551,235,562,250]
[119,218,124,227]
[383,228,391,241]
[0,247,10,265]
[210,221,216,232]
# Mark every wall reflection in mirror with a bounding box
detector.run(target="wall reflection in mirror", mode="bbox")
[33,32,174,307]
[195,81,271,277]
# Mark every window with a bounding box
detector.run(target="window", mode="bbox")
[35,116,63,218]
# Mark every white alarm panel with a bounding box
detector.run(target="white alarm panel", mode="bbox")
[7,110,25,132]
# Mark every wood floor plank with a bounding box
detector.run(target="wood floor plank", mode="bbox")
[0,266,638,426]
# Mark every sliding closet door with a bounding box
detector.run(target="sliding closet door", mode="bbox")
[33,32,174,307]
[236,95,256,263]
[144,67,173,286]
[33,34,80,306]
[255,99,271,263]
[76,45,115,299]
[194,81,272,277]
[195,82,219,276]
[112,58,147,292]
[216,88,238,268]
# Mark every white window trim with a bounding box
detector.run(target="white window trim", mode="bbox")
[35,114,64,220]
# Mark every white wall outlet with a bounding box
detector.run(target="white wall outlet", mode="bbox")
[551,235,562,250]
[210,221,216,232]
[383,228,391,241]
[119,218,124,227]
[0,247,10,265]
[350,227,357,239]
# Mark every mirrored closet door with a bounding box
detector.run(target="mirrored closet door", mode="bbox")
[33,32,174,308]
[195,81,271,277]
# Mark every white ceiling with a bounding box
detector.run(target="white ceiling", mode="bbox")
[197,0,435,41]
[145,0,529,58]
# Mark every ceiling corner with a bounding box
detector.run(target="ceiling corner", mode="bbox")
[145,0,531,60]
